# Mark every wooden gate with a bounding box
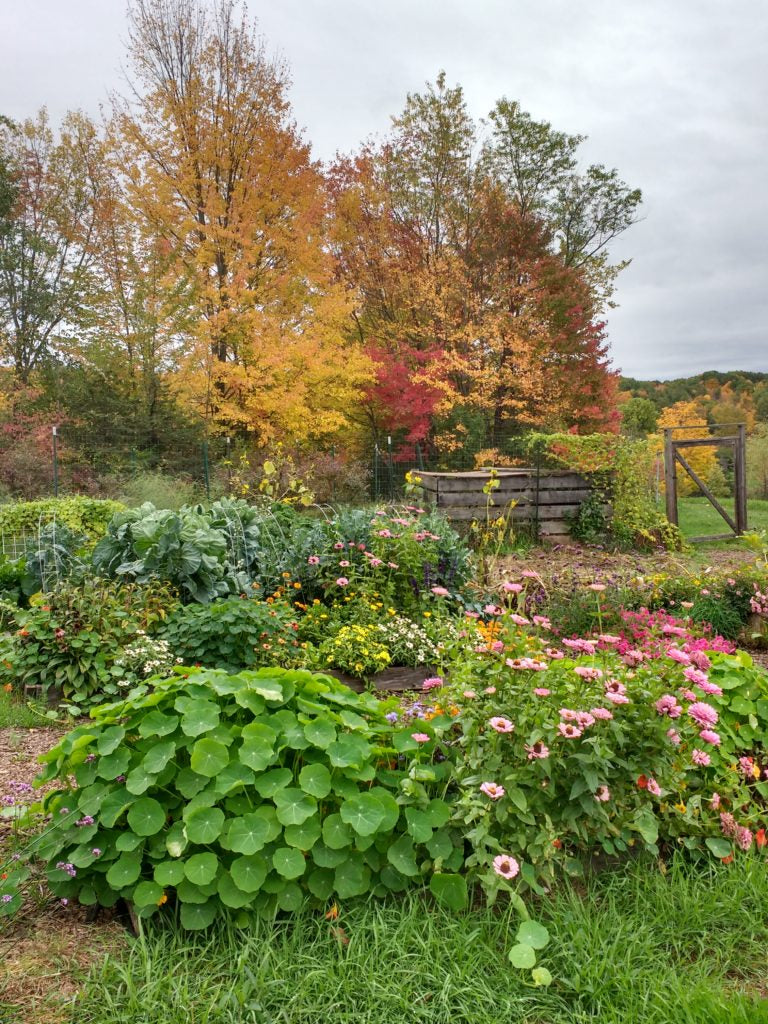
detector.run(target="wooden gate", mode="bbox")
[663,425,747,542]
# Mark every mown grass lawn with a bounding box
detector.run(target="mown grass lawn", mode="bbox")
[676,497,768,540]
[65,855,768,1024]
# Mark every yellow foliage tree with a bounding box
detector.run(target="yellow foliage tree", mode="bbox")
[655,400,718,497]
[112,0,371,446]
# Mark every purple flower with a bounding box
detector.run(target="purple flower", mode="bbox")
[385,711,399,724]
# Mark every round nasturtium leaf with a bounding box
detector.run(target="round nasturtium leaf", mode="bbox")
[340,793,386,836]
[405,808,433,844]
[322,814,352,850]
[180,701,221,737]
[306,868,334,900]
[517,921,550,950]
[327,735,371,768]
[165,821,188,858]
[97,726,126,756]
[218,871,254,909]
[97,748,132,780]
[183,852,219,886]
[273,788,317,826]
[230,854,268,893]
[115,831,144,852]
[253,768,292,798]
[179,899,218,930]
[138,710,179,738]
[386,835,419,877]
[190,738,229,778]
[532,967,553,987]
[143,740,177,775]
[228,814,271,855]
[298,763,332,799]
[184,806,225,845]
[367,789,400,832]
[106,852,143,889]
[508,943,537,969]
[303,718,336,749]
[272,846,306,880]
[133,880,164,907]
[127,797,166,837]
[154,860,186,886]
[284,818,321,851]
[333,854,370,898]
[277,882,304,912]
[429,873,468,911]
[125,766,156,796]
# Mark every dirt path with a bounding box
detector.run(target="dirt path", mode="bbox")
[0,725,126,1024]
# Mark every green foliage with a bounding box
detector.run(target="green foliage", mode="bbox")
[31,667,460,926]
[159,597,304,672]
[113,472,204,511]
[0,554,25,603]
[0,580,179,711]
[21,521,87,596]
[527,432,684,550]
[93,503,242,604]
[0,497,124,540]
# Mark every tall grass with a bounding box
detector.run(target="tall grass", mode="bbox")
[72,855,768,1024]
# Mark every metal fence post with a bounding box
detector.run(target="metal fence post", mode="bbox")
[52,426,59,497]
[202,441,211,500]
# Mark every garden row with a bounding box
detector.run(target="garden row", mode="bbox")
[1,496,768,982]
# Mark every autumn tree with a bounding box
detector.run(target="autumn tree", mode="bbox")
[113,0,370,445]
[656,400,718,496]
[331,75,637,454]
[0,110,105,384]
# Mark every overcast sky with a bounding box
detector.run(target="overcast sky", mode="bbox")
[2,0,766,380]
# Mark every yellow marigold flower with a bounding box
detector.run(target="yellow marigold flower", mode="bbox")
[157,892,168,906]
[675,802,687,813]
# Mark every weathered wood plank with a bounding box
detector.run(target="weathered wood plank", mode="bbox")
[436,487,591,507]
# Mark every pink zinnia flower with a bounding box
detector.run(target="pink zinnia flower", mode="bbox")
[605,692,630,705]
[683,666,709,687]
[489,716,514,733]
[339,560,350,567]
[411,733,430,743]
[563,638,596,655]
[689,650,711,671]
[333,541,345,550]
[307,555,320,565]
[532,615,551,628]
[335,577,349,586]
[378,529,392,538]
[710,792,721,809]
[691,749,711,767]
[558,722,583,739]
[533,687,551,697]
[622,649,646,667]
[594,785,611,802]
[739,756,756,777]
[484,604,502,616]
[431,586,449,597]
[508,613,530,626]
[545,648,564,660]
[589,583,606,592]
[484,686,496,695]
[525,741,549,760]
[667,647,691,665]
[590,707,613,720]
[574,666,603,681]
[646,778,661,796]
[422,677,443,691]
[667,728,681,745]
[687,702,718,727]
[369,557,384,567]
[462,690,476,699]
[598,634,621,645]
[604,679,627,696]
[679,689,698,702]
[521,570,538,579]
[480,782,505,800]
[699,729,720,746]
[492,854,520,879]
[696,680,723,696]
[655,694,682,718]
[502,582,523,593]
[559,708,579,721]
[576,711,595,729]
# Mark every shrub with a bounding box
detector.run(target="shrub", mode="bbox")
[112,472,204,511]
[159,598,304,672]
[443,611,767,891]
[29,668,460,927]
[0,497,125,541]
[0,580,179,711]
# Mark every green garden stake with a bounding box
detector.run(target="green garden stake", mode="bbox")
[202,441,211,500]
[52,426,59,497]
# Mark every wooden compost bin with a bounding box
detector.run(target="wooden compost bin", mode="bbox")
[416,467,593,543]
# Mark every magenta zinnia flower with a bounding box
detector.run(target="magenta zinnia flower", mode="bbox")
[335,577,349,586]
[558,722,583,739]
[590,707,613,720]
[422,677,443,691]
[691,749,711,767]
[655,694,682,718]
[688,701,718,727]
[646,778,661,796]
[525,741,550,760]
[574,666,602,680]
[411,733,430,743]
[594,785,611,802]
[492,854,520,879]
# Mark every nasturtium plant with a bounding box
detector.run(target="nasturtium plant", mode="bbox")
[33,667,462,927]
